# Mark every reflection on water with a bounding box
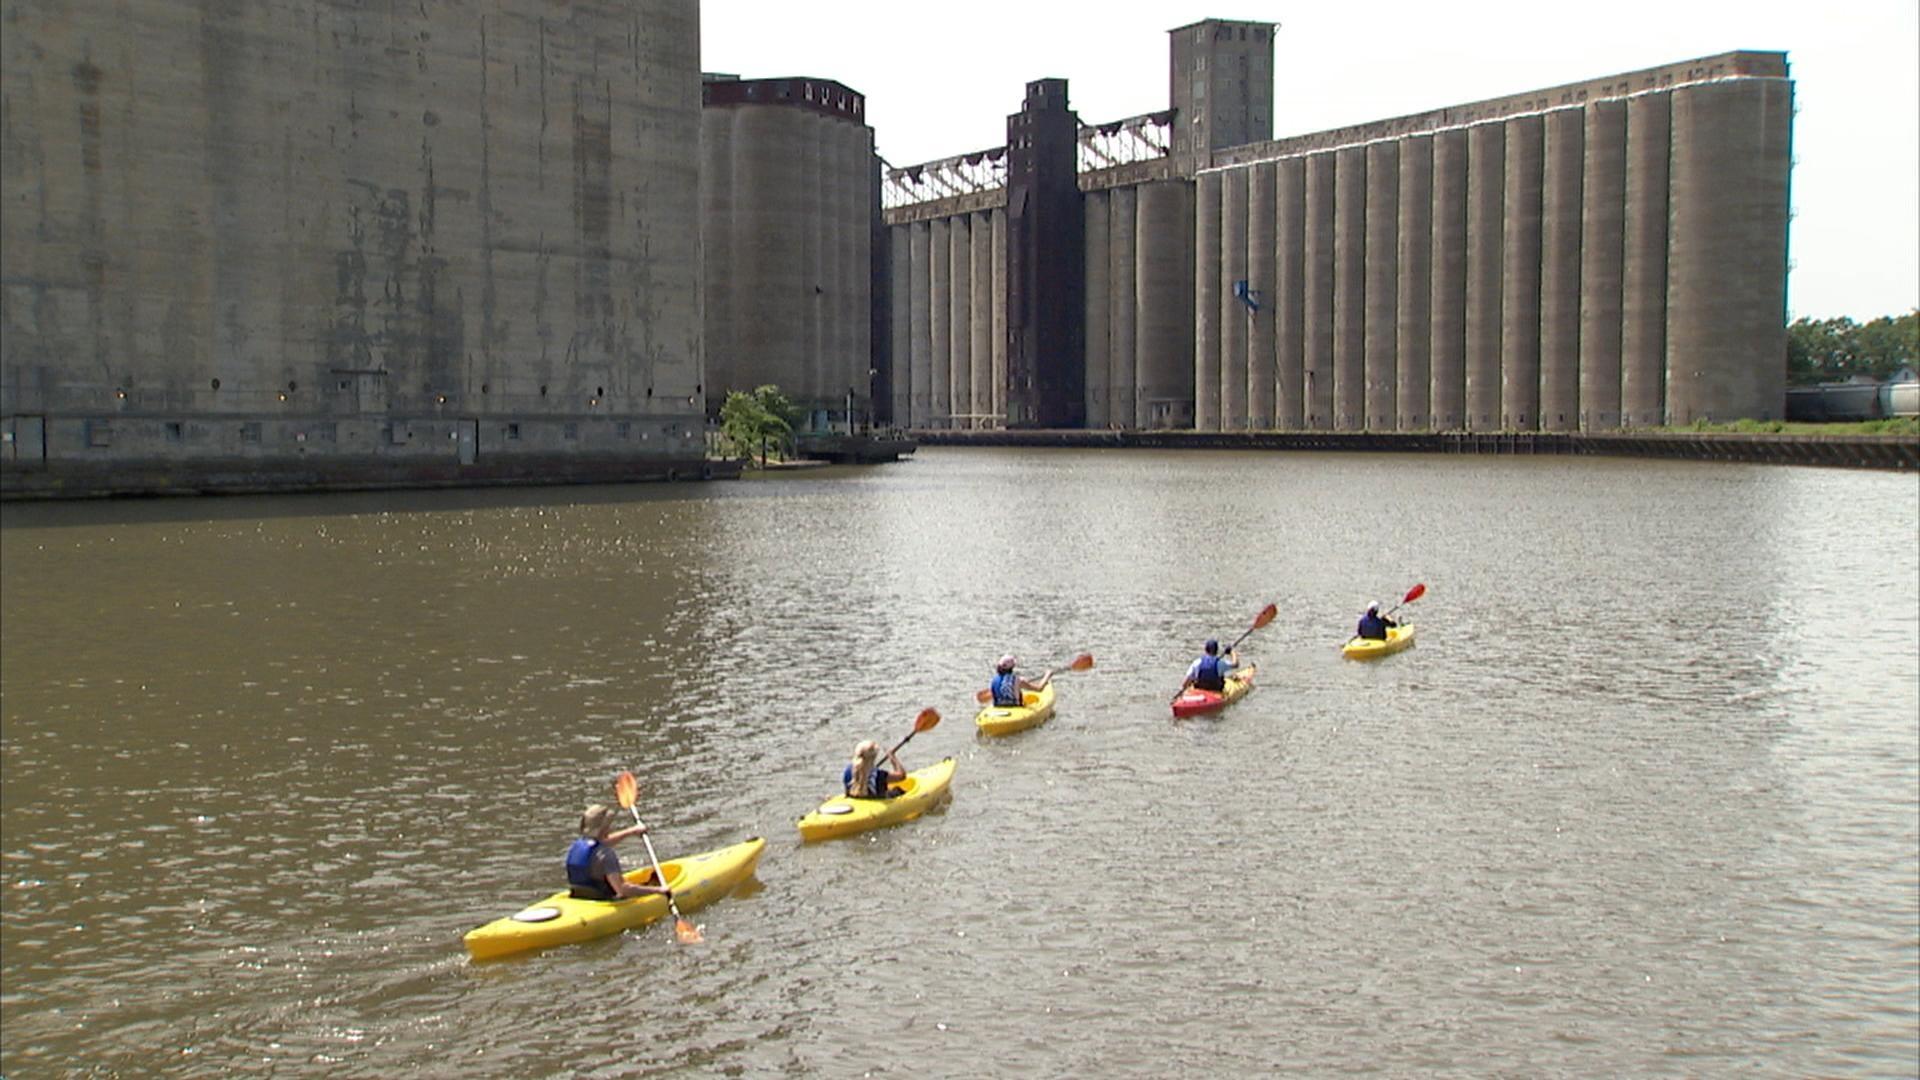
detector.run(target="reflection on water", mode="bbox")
[3,450,1916,1076]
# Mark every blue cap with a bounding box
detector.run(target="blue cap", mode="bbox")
[1204,638,1219,654]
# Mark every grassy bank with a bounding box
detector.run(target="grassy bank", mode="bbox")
[1658,418,1919,437]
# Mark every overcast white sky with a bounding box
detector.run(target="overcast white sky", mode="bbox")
[702,0,1919,322]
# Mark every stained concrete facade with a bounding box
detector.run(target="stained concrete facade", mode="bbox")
[2,0,706,494]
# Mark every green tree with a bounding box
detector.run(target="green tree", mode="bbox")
[718,384,799,466]
[1787,310,1919,385]
[1854,311,1919,381]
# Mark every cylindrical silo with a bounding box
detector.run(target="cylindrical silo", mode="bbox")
[702,107,735,413]
[1110,184,1139,428]
[1666,79,1791,423]
[928,216,951,427]
[1304,151,1337,428]
[970,211,995,428]
[908,220,931,426]
[1430,129,1469,431]
[844,123,873,426]
[1274,157,1307,430]
[1579,99,1627,430]
[1247,162,1278,429]
[1465,121,1505,430]
[1221,167,1250,429]
[1397,134,1434,431]
[1365,140,1399,430]
[1195,171,1223,430]
[1084,191,1112,428]
[889,224,911,425]
[1539,108,1583,432]
[1333,146,1367,431]
[1621,91,1671,427]
[948,213,973,427]
[1135,179,1193,429]
[1501,115,1543,432]
[990,207,1008,425]
[799,111,823,412]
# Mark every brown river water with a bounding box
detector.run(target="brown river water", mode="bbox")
[2,447,1916,1077]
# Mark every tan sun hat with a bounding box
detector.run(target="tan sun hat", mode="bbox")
[579,804,617,838]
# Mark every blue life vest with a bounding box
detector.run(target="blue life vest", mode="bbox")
[1357,612,1389,640]
[1194,654,1226,692]
[566,838,612,898]
[842,763,896,799]
[991,671,1023,707]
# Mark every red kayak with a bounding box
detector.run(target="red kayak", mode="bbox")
[1171,665,1256,718]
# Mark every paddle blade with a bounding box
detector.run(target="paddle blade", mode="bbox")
[976,688,992,703]
[1065,652,1095,672]
[1402,583,1427,605]
[673,917,705,945]
[1251,603,1278,630]
[913,707,941,733]
[613,770,638,810]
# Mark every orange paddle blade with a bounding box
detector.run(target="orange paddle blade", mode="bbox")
[976,688,993,703]
[1065,652,1095,671]
[673,917,705,944]
[613,770,638,810]
[1251,603,1278,630]
[914,707,941,732]
[1402,583,1427,605]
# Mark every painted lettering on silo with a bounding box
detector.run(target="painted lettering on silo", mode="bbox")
[1303,152,1337,429]
[1430,129,1469,431]
[1622,92,1671,427]
[1579,99,1627,430]
[1110,185,1139,428]
[1465,122,1505,431]
[1501,115,1543,432]
[1221,167,1251,430]
[1195,172,1223,431]
[1084,192,1112,428]
[1248,162,1278,429]
[1396,135,1434,431]
[1539,108,1584,432]
[1666,79,1791,423]
[1274,157,1307,430]
[1135,180,1193,429]
[1333,146,1367,431]
[1365,140,1400,431]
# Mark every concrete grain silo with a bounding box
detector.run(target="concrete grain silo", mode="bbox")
[1578,100,1628,431]
[1333,146,1367,431]
[1195,172,1223,430]
[1084,192,1112,427]
[1303,151,1338,429]
[1134,180,1193,429]
[1465,122,1505,431]
[1430,129,1470,431]
[1109,186,1140,427]
[1396,135,1434,431]
[1621,92,1672,427]
[1500,115,1543,432]
[1364,141,1400,431]
[1247,163,1279,429]
[1274,158,1307,430]
[1539,108,1584,432]
[1221,169,1251,429]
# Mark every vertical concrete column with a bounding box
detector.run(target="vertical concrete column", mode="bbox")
[990,207,1008,426]
[948,214,973,427]
[1539,108,1584,432]
[1430,129,1469,431]
[702,110,734,406]
[1621,92,1671,427]
[1397,135,1434,430]
[800,112,823,410]
[908,221,931,427]
[1364,140,1400,430]
[1110,185,1139,428]
[1666,79,1792,423]
[1247,162,1278,428]
[1465,122,1505,430]
[889,224,911,425]
[1579,100,1627,430]
[1135,179,1193,429]
[1501,115,1544,431]
[1221,167,1250,429]
[970,211,995,428]
[1274,157,1307,430]
[1084,191,1112,428]
[928,217,951,428]
[1333,146,1367,431]
[1194,171,1223,430]
[1303,151,1337,428]
[845,124,872,423]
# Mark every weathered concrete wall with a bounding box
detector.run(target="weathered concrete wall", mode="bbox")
[2,0,708,485]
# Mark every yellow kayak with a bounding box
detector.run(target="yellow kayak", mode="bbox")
[463,836,766,961]
[1343,624,1416,660]
[975,681,1057,736]
[797,757,957,842]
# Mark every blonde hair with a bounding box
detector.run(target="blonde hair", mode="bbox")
[846,740,880,797]
[580,804,617,838]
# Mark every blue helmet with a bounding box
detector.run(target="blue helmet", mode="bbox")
[1204,638,1219,655]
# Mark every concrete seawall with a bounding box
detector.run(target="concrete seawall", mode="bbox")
[915,429,1919,471]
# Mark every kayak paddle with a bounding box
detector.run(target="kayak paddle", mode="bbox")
[975,652,1095,703]
[888,707,941,757]
[612,770,704,944]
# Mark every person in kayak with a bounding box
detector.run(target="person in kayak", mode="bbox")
[1181,638,1239,693]
[843,739,905,800]
[989,654,1052,707]
[566,804,676,902]
[1356,601,1399,641]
